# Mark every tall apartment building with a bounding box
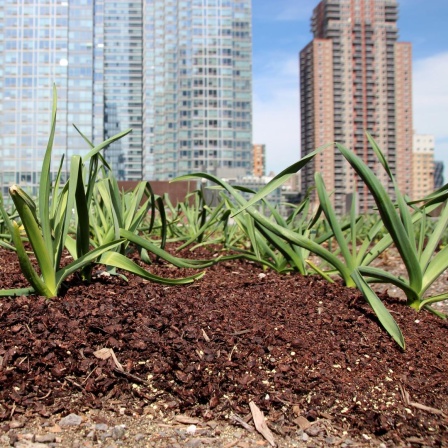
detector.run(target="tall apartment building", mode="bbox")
[0,0,100,191]
[300,0,413,214]
[434,161,444,191]
[0,0,252,195]
[252,144,266,177]
[412,134,434,200]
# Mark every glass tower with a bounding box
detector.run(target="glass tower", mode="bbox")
[0,0,252,194]
[144,0,252,180]
[0,0,98,194]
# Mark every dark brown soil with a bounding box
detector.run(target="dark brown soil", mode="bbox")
[0,245,447,446]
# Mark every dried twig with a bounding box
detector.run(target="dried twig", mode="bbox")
[113,368,147,385]
[399,384,446,417]
[93,347,124,371]
[229,413,254,432]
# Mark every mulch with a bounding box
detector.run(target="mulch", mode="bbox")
[0,245,447,446]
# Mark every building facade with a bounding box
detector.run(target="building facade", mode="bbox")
[144,0,252,180]
[0,0,252,195]
[0,0,99,192]
[252,143,266,177]
[300,0,413,214]
[412,134,434,200]
[434,161,444,191]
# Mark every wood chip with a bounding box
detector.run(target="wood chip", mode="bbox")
[408,401,446,416]
[406,437,426,445]
[293,415,311,430]
[223,441,239,448]
[93,348,124,372]
[249,401,276,447]
[318,411,333,420]
[110,349,124,372]
[400,384,446,417]
[174,415,201,425]
[93,348,113,360]
[231,329,252,336]
[202,328,211,342]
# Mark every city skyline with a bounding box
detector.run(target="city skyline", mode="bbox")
[253,0,448,179]
[0,0,446,190]
[0,0,253,192]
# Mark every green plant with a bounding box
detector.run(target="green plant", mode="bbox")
[0,86,205,297]
[338,133,448,318]
[313,172,406,346]
[70,126,210,284]
[0,86,128,298]
[0,195,17,251]
[174,147,405,348]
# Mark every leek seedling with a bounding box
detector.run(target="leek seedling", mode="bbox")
[175,150,405,348]
[0,86,126,298]
[338,134,448,317]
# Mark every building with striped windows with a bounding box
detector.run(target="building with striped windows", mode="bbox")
[0,0,252,195]
[300,0,413,214]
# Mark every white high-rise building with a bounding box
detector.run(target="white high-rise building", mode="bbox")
[144,0,253,180]
[0,0,253,195]
[0,0,99,191]
[412,134,435,200]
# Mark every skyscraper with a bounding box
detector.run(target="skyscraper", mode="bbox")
[252,144,266,177]
[434,161,444,191]
[0,0,252,195]
[300,0,413,214]
[412,134,435,200]
[0,0,99,193]
[144,0,252,180]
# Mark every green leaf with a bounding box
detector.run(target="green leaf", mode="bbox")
[231,144,329,216]
[71,156,90,259]
[420,202,448,270]
[39,84,58,267]
[315,173,354,271]
[120,229,214,268]
[99,251,205,285]
[0,287,36,297]
[305,260,335,283]
[174,172,354,285]
[10,185,57,295]
[351,270,405,349]
[0,189,16,240]
[82,128,132,162]
[156,196,168,249]
[336,142,422,293]
[177,201,226,250]
[419,292,448,310]
[10,221,55,297]
[359,266,418,303]
[64,234,77,260]
[55,240,124,288]
[422,245,448,296]
[255,221,307,274]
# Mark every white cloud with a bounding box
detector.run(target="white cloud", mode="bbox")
[253,54,301,175]
[413,52,448,179]
[275,0,316,22]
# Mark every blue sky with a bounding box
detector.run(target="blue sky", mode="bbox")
[252,0,448,179]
